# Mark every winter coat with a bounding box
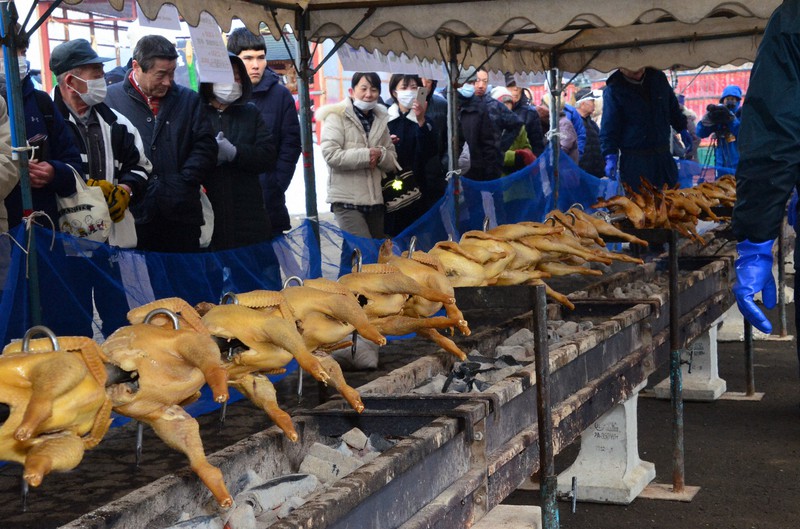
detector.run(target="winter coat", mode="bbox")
[422,92,450,207]
[480,94,524,153]
[317,98,399,206]
[512,92,545,156]
[696,86,742,170]
[4,75,82,231]
[600,68,687,191]
[250,69,301,234]
[200,57,278,250]
[105,72,217,226]
[560,116,579,163]
[579,114,604,178]
[385,104,437,235]
[54,88,151,200]
[458,94,501,181]
[732,0,800,262]
[563,104,587,157]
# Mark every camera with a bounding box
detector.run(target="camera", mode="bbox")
[705,104,733,126]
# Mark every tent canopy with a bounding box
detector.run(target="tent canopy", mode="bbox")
[64,0,780,72]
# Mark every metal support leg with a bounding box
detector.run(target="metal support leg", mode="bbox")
[532,284,559,529]
[744,321,755,396]
[668,230,685,493]
[778,227,788,337]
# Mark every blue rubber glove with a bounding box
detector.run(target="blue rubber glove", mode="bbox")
[604,154,618,179]
[732,240,776,334]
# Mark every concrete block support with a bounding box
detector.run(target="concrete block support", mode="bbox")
[556,381,655,504]
[472,505,542,529]
[654,324,727,401]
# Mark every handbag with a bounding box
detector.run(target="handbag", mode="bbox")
[381,169,421,213]
[199,188,214,248]
[56,170,111,243]
[108,209,137,248]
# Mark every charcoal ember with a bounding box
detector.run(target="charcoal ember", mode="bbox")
[367,433,396,453]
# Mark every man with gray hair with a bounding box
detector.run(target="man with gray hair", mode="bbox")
[105,35,216,252]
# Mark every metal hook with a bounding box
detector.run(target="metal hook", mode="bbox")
[220,292,239,305]
[482,216,491,232]
[565,212,578,225]
[283,276,304,289]
[143,308,179,330]
[570,203,585,211]
[22,325,59,352]
[407,236,417,258]
[544,216,557,226]
[351,248,363,273]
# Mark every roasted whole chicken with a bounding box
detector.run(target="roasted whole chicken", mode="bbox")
[0,336,112,489]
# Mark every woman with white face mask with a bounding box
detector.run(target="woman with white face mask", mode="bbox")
[317,72,399,241]
[383,73,436,236]
[199,53,277,251]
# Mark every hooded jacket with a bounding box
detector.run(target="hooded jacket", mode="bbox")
[250,69,301,234]
[200,55,277,250]
[317,98,399,206]
[458,93,501,181]
[696,84,741,170]
[512,91,545,156]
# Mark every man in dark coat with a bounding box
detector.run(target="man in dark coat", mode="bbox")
[574,88,604,178]
[600,67,687,191]
[227,28,301,237]
[732,0,800,346]
[105,35,217,252]
[456,78,500,181]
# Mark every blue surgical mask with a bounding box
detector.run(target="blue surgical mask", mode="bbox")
[457,84,475,99]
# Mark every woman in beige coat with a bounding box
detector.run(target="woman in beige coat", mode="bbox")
[317,72,399,239]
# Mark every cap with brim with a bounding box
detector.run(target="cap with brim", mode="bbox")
[50,39,114,77]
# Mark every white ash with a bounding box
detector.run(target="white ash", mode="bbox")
[277,496,307,519]
[572,278,666,300]
[235,474,320,515]
[503,328,535,347]
[164,515,224,529]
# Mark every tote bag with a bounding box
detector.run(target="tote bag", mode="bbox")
[56,170,111,243]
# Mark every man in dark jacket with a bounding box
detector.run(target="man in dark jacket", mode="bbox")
[1,38,82,232]
[600,67,687,191]
[50,38,153,337]
[574,88,604,178]
[105,35,217,252]
[473,68,524,158]
[731,0,800,345]
[456,75,500,181]
[227,28,301,236]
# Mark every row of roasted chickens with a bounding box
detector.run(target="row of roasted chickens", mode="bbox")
[0,210,651,510]
[593,175,736,244]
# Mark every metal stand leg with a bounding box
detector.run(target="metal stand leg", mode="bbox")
[20,477,28,513]
[533,284,559,529]
[668,230,685,493]
[744,321,755,396]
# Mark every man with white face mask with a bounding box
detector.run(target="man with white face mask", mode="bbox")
[51,39,151,233]
[50,38,154,337]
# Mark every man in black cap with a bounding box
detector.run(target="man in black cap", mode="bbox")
[50,38,153,336]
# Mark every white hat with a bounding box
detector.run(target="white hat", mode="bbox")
[491,86,513,102]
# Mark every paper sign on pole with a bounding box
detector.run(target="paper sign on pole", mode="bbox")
[187,12,234,84]
[136,2,182,31]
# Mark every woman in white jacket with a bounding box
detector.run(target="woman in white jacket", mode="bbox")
[317,72,399,239]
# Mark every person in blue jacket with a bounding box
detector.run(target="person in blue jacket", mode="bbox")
[696,85,742,173]
[227,28,301,237]
[600,67,687,191]
[732,0,800,362]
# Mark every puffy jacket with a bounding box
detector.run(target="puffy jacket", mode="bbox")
[600,68,687,190]
[512,91,545,156]
[318,99,399,206]
[200,56,277,250]
[733,0,800,257]
[479,94,524,153]
[4,75,82,231]
[250,70,301,233]
[105,72,217,226]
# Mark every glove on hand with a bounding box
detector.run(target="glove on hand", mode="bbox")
[216,131,237,165]
[514,149,536,170]
[105,185,130,222]
[732,240,776,334]
[87,178,115,197]
[604,154,618,178]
